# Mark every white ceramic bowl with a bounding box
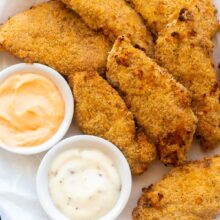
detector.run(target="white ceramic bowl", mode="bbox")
[36,135,132,220]
[0,63,74,155]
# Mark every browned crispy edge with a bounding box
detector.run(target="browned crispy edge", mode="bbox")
[0,44,4,51]
[0,25,4,51]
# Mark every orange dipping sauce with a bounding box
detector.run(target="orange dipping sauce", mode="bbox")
[0,73,65,147]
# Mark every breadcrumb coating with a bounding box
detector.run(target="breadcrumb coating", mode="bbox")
[68,71,156,175]
[127,0,220,149]
[0,0,111,75]
[60,0,154,56]
[127,0,218,38]
[107,36,197,165]
[133,156,220,220]
[155,19,220,149]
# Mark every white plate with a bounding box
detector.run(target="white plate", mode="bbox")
[0,1,220,220]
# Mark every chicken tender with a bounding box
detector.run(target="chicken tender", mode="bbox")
[60,0,154,56]
[107,36,197,165]
[127,0,218,38]
[156,19,220,149]
[0,0,111,76]
[68,71,156,175]
[133,156,220,220]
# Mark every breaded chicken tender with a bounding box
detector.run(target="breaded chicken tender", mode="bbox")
[133,156,220,220]
[107,36,197,165]
[0,0,111,76]
[127,0,218,38]
[68,71,156,175]
[127,0,220,149]
[60,0,154,56]
[156,19,220,149]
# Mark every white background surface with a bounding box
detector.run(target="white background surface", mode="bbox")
[0,1,220,220]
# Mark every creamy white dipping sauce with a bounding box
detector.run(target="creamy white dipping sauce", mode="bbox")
[48,148,121,220]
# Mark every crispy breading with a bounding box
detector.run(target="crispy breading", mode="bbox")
[0,44,4,51]
[68,71,156,175]
[60,0,154,56]
[107,36,197,165]
[127,0,218,38]
[155,19,220,149]
[133,156,220,220]
[0,0,111,75]
[127,0,220,149]
[0,26,4,51]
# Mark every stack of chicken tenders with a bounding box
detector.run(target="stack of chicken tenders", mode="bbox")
[0,0,220,219]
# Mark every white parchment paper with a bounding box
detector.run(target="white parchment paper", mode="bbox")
[0,1,220,219]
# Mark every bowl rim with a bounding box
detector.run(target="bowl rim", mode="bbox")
[36,135,132,220]
[0,63,74,155]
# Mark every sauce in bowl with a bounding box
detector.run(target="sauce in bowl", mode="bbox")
[0,73,65,147]
[48,148,121,220]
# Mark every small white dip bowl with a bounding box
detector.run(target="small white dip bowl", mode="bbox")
[36,135,132,220]
[0,63,73,155]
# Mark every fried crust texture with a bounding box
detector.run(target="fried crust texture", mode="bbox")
[133,156,220,220]
[155,19,220,149]
[0,0,111,75]
[60,0,154,56]
[68,71,156,175]
[107,36,197,165]
[127,0,218,38]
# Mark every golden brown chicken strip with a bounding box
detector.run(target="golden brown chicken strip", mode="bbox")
[133,156,220,220]
[127,0,218,38]
[107,36,197,165]
[60,0,154,56]
[68,71,156,175]
[155,19,220,149]
[0,0,111,75]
